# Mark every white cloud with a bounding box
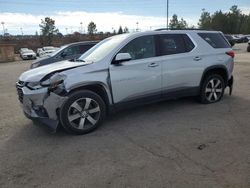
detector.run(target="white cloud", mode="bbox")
[0,11,197,35]
[240,6,250,15]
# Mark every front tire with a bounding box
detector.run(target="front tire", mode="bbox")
[199,74,225,104]
[60,90,106,134]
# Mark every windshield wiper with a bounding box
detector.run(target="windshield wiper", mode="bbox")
[69,58,85,62]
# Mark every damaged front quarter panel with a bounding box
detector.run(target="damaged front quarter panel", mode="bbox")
[22,83,68,130]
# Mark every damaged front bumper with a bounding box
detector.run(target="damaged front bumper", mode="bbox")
[16,82,67,130]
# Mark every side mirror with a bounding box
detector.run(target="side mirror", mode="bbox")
[113,53,132,64]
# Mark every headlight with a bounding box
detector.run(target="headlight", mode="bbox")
[41,73,66,90]
[26,81,43,90]
[31,62,40,69]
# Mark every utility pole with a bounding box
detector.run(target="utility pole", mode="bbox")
[136,22,139,32]
[80,22,83,34]
[1,22,5,36]
[20,27,23,36]
[167,0,169,29]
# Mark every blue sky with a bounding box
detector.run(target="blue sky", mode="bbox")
[0,0,250,34]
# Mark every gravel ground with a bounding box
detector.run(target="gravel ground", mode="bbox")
[0,44,250,188]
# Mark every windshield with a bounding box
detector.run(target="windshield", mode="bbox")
[79,34,130,62]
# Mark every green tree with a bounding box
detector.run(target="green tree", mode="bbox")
[123,26,129,33]
[169,14,188,29]
[39,17,58,45]
[118,26,123,34]
[198,9,212,29]
[88,21,97,35]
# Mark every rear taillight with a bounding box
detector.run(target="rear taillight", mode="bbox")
[226,51,235,58]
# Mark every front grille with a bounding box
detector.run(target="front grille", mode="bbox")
[27,55,32,58]
[16,81,25,103]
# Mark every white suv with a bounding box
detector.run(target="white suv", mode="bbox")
[16,30,234,134]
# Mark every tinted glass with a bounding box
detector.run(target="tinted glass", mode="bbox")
[79,44,94,53]
[63,46,80,56]
[183,34,195,52]
[198,33,231,48]
[159,34,186,55]
[119,35,156,60]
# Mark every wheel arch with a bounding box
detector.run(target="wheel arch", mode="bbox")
[67,82,112,108]
[200,65,229,88]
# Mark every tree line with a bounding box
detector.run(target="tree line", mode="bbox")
[170,5,250,34]
[39,5,250,45]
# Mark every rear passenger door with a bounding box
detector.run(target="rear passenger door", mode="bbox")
[159,34,203,95]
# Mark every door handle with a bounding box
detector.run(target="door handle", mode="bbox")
[193,56,202,61]
[148,63,159,67]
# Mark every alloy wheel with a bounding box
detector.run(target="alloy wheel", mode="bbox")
[67,98,101,130]
[205,78,223,102]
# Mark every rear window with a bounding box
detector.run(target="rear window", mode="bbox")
[159,34,195,56]
[198,33,230,48]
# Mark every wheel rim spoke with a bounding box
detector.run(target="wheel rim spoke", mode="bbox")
[209,80,214,88]
[88,106,100,114]
[215,88,222,93]
[208,92,213,101]
[71,102,83,112]
[213,92,218,100]
[84,98,92,110]
[68,113,81,122]
[78,118,86,129]
[87,115,97,125]
[205,88,212,93]
[215,80,221,88]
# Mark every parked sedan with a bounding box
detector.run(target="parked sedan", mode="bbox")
[30,41,98,68]
[42,46,57,56]
[20,49,37,60]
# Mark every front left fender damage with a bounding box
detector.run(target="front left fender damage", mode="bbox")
[21,86,67,130]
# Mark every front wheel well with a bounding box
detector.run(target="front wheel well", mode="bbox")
[68,84,110,108]
[200,67,228,87]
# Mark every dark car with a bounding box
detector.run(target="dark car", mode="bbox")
[234,36,249,43]
[30,41,98,69]
[224,34,235,47]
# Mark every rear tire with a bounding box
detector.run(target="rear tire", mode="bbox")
[199,74,225,104]
[60,90,106,135]
[247,45,250,52]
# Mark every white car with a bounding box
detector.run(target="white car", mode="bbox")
[42,46,57,55]
[20,49,37,60]
[36,48,45,57]
[19,48,29,54]
[17,30,234,134]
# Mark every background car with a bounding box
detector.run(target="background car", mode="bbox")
[42,46,57,56]
[36,48,45,57]
[20,49,37,60]
[234,35,249,43]
[224,34,235,46]
[19,48,29,54]
[31,41,98,68]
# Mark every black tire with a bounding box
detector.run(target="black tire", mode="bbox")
[199,74,225,104]
[247,45,250,52]
[60,90,106,135]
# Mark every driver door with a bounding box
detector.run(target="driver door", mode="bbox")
[109,35,162,104]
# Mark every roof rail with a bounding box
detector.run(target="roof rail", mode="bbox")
[154,28,215,31]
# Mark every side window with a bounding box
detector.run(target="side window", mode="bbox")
[79,44,94,54]
[159,34,186,55]
[119,36,156,60]
[198,33,231,48]
[63,46,80,56]
[183,34,195,52]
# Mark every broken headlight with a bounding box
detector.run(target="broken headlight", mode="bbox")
[40,73,67,90]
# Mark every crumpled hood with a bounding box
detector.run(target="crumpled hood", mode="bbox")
[19,60,92,82]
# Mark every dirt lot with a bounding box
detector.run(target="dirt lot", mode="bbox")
[0,44,250,188]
